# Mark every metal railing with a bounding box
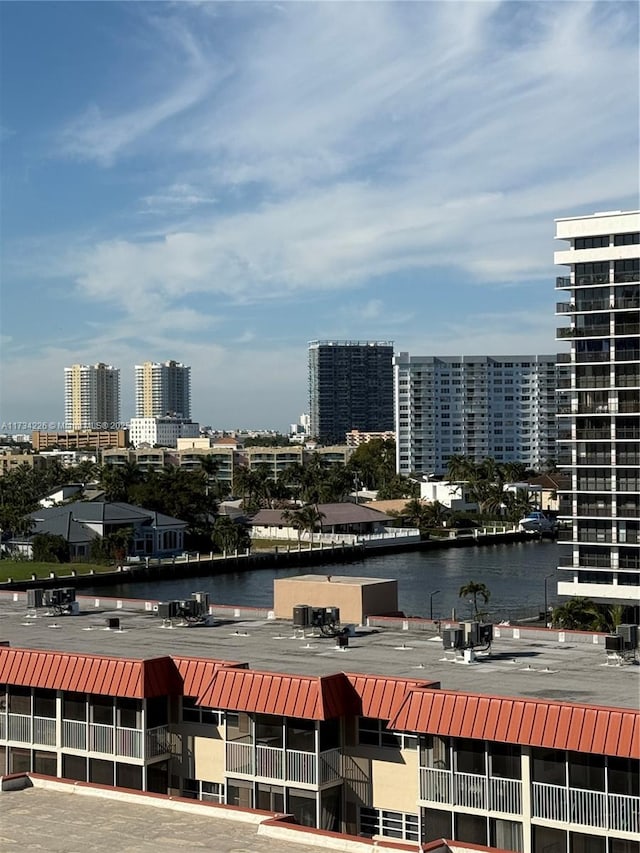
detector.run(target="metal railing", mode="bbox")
[116,726,143,759]
[226,741,255,775]
[63,719,87,750]
[33,716,56,746]
[89,722,114,754]
[319,748,342,785]
[146,725,171,758]
[420,768,521,815]
[7,714,31,743]
[532,783,639,833]
[256,744,284,779]
[287,749,316,784]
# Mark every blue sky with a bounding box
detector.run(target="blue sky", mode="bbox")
[1,1,638,431]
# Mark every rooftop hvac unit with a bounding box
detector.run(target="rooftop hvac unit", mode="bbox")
[478,623,493,645]
[324,606,340,625]
[107,617,120,631]
[336,633,349,649]
[179,599,199,618]
[192,591,209,611]
[463,621,480,645]
[442,628,465,650]
[50,588,75,606]
[157,601,180,620]
[605,634,624,652]
[617,624,638,650]
[293,604,313,628]
[26,588,44,609]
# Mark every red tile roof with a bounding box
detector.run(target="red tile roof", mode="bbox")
[389,689,640,759]
[0,647,182,699]
[173,656,247,697]
[345,674,438,720]
[197,669,359,720]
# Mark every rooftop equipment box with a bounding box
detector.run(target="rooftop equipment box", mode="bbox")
[274,575,398,625]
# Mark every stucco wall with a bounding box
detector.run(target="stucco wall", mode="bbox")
[194,734,225,783]
[273,576,398,624]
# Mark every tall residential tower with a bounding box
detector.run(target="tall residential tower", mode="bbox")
[555,210,640,613]
[308,341,394,445]
[393,355,558,477]
[64,363,121,431]
[135,360,191,420]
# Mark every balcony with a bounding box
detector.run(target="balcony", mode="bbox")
[617,350,640,361]
[559,555,612,568]
[558,326,612,339]
[576,430,611,440]
[5,714,57,747]
[614,272,640,284]
[616,428,640,439]
[614,324,640,336]
[614,296,640,309]
[532,782,639,834]
[556,276,571,289]
[576,352,611,363]
[419,768,522,815]
[60,720,168,759]
[576,274,610,286]
[225,742,342,787]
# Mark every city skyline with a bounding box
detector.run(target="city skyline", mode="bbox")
[1,2,638,429]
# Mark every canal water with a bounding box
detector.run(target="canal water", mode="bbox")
[90,541,561,622]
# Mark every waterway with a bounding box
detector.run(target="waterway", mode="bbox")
[90,540,561,622]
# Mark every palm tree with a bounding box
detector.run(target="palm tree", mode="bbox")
[459,580,491,620]
[551,597,608,631]
[422,500,450,528]
[296,504,326,546]
[403,498,430,530]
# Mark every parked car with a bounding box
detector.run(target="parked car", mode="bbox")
[519,511,557,533]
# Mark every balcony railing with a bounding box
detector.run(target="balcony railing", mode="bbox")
[225,742,339,787]
[89,722,114,754]
[420,768,522,815]
[576,274,610,286]
[614,324,640,337]
[63,719,87,750]
[614,296,640,309]
[617,350,640,361]
[146,725,171,758]
[556,276,571,289]
[558,326,612,339]
[614,272,640,284]
[532,782,639,833]
[616,428,640,439]
[3,714,57,746]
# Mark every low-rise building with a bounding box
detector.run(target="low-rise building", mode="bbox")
[32,429,129,452]
[129,417,200,449]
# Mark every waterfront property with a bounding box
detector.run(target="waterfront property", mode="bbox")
[5,501,187,561]
[554,209,640,614]
[0,592,637,853]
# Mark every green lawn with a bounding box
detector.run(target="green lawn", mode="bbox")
[0,561,118,583]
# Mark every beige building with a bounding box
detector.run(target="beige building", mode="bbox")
[32,429,129,452]
[0,450,50,476]
[135,360,191,419]
[273,575,399,625]
[64,363,121,431]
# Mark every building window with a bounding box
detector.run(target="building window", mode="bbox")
[359,806,419,841]
[358,717,417,749]
[490,743,521,779]
[288,787,316,827]
[180,697,222,725]
[456,812,487,845]
[422,807,452,842]
[89,758,113,786]
[116,762,143,791]
[256,783,284,812]
[532,748,566,786]
[421,734,450,769]
[570,832,606,853]
[575,236,609,249]
[226,777,254,809]
[614,232,640,245]
[455,738,485,774]
[490,818,524,852]
[62,753,86,781]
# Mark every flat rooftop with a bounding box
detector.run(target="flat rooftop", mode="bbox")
[0,786,317,853]
[0,597,638,709]
[279,574,393,585]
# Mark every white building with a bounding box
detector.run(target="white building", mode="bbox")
[419,480,478,512]
[394,355,558,477]
[555,209,639,613]
[64,363,120,431]
[135,360,191,419]
[129,417,200,449]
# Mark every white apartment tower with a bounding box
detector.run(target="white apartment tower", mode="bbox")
[393,355,558,477]
[555,210,640,612]
[64,363,121,431]
[135,360,191,420]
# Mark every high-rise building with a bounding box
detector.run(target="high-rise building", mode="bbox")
[393,355,559,477]
[135,360,191,419]
[555,210,639,613]
[308,341,394,444]
[64,363,120,431]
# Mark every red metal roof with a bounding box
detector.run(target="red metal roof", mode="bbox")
[197,669,359,720]
[0,647,182,699]
[389,688,640,759]
[346,673,438,720]
[173,656,247,697]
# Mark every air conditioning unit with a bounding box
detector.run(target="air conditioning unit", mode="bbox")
[157,601,180,620]
[293,604,313,628]
[26,588,44,609]
[442,628,464,650]
[617,624,638,650]
[192,591,209,611]
[605,634,624,652]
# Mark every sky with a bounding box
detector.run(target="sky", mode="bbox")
[0,1,638,432]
